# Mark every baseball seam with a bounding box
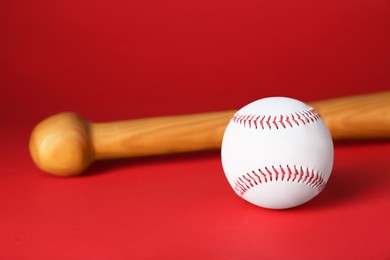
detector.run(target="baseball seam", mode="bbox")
[233,165,326,197]
[231,108,320,130]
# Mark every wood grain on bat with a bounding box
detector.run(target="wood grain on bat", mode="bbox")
[29,91,390,176]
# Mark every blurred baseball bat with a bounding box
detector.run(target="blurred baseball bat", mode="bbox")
[30,91,390,177]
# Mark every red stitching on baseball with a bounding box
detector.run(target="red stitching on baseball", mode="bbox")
[233,165,326,197]
[272,165,279,180]
[295,113,306,125]
[231,109,321,130]
[253,115,260,129]
[292,165,299,182]
[279,165,286,180]
[243,174,254,187]
[297,166,304,182]
[291,113,299,126]
[278,115,286,129]
[304,111,313,123]
[265,167,273,181]
[259,115,265,129]
[285,115,293,127]
[258,168,267,182]
[266,115,272,129]
[252,170,262,184]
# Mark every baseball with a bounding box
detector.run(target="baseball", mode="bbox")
[221,97,334,209]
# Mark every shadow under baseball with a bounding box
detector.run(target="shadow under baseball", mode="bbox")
[299,165,381,210]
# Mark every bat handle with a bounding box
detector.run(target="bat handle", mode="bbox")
[91,111,234,159]
[29,110,235,176]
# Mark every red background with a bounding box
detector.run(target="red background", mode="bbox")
[1,0,389,259]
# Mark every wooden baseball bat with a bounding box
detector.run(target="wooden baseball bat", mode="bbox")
[30,91,390,177]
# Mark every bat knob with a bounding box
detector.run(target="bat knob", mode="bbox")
[29,112,94,176]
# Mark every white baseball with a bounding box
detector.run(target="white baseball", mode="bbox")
[221,97,334,209]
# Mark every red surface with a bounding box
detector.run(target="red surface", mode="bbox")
[1,0,390,259]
